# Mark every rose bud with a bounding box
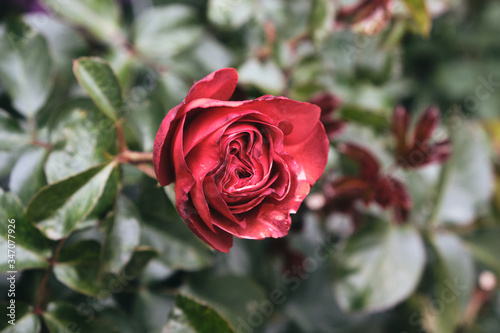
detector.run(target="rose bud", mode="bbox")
[153,68,329,252]
[309,93,345,140]
[325,143,412,224]
[336,0,393,35]
[392,106,452,169]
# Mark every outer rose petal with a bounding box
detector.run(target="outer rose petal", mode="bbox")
[153,68,238,186]
[250,96,322,146]
[283,122,329,185]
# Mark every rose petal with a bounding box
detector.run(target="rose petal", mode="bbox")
[183,68,238,105]
[234,203,292,239]
[252,96,322,146]
[153,68,238,185]
[284,122,329,185]
[183,209,233,253]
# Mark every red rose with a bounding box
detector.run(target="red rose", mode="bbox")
[153,68,329,252]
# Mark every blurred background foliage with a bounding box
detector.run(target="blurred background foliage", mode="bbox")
[0,0,499,332]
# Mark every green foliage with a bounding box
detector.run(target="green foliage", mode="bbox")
[0,19,53,117]
[334,220,426,313]
[73,57,123,121]
[0,1,498,332]
[164,294,236,333]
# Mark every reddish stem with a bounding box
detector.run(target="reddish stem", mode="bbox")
[33,238,67,315]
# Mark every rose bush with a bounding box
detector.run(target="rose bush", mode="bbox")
[153,68,329,252]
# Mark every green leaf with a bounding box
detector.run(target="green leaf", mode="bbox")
[9,146,48,206]
[24,13,88,77]
[465,227,500,275]
[0,110,30,151]
[138,177,213,271]
[133,5,203,59]
[184,274,267,329]
[42,302,120,333]
[333,220,426,313]
[102,196,141,274]
[132,289,175,333]
[423,233,475,333]
[338,104,390,132]
[53,240,102,296]
[207,0,254,29]
[45,99,117,182]
[0,303,40,333]
[105,47,135,91]
[0,190,52,272]
[238,58,286,95]
[0,19,53,116]
[437,122,494,225]
[73,57,123,121]
[307,0,335,46]
[124,99,164,152]
[27,162,116,240]
[123,247,158,278]
[41,0,121,42]
[164,294,236,333]
[402,0,432,36]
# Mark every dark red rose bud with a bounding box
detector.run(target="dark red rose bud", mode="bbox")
[392,106,410,156]
[388,177,412,223]
[338,143,380,182]
[309,93,342,118]
[153,68,329,253]
[325,143,412,224]
[392,106,451,169]
[414,106,440,145]
[309,93,345,140]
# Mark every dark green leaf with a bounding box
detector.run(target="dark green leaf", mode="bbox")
[465,227,500,275]
[339,104,390,132]
[133,5,203,59]
[0,19,53,116]
[102,195,141,274]
[0,303,40,333]
[0,189,52,271]
[9,146,48,205]
[53,240,102,296]
[41,0,121,42]
[125,99,164,152]
[123,247,158,278]
[0,110,29,151]
[333,220,426,313]
[164,294,236,333]
[423,233,475,333]
[44,99,117,182]
[27,162,116,240]
[73,57,123,121]
[138,177,213,271]
[132,289,175,333]
[184,274,267,329]
[42,302,120,333]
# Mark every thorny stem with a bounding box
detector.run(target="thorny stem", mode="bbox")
[34,238,67,315]
[115,150,154,164]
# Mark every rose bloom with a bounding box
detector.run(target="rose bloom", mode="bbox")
[153,68,329,252]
